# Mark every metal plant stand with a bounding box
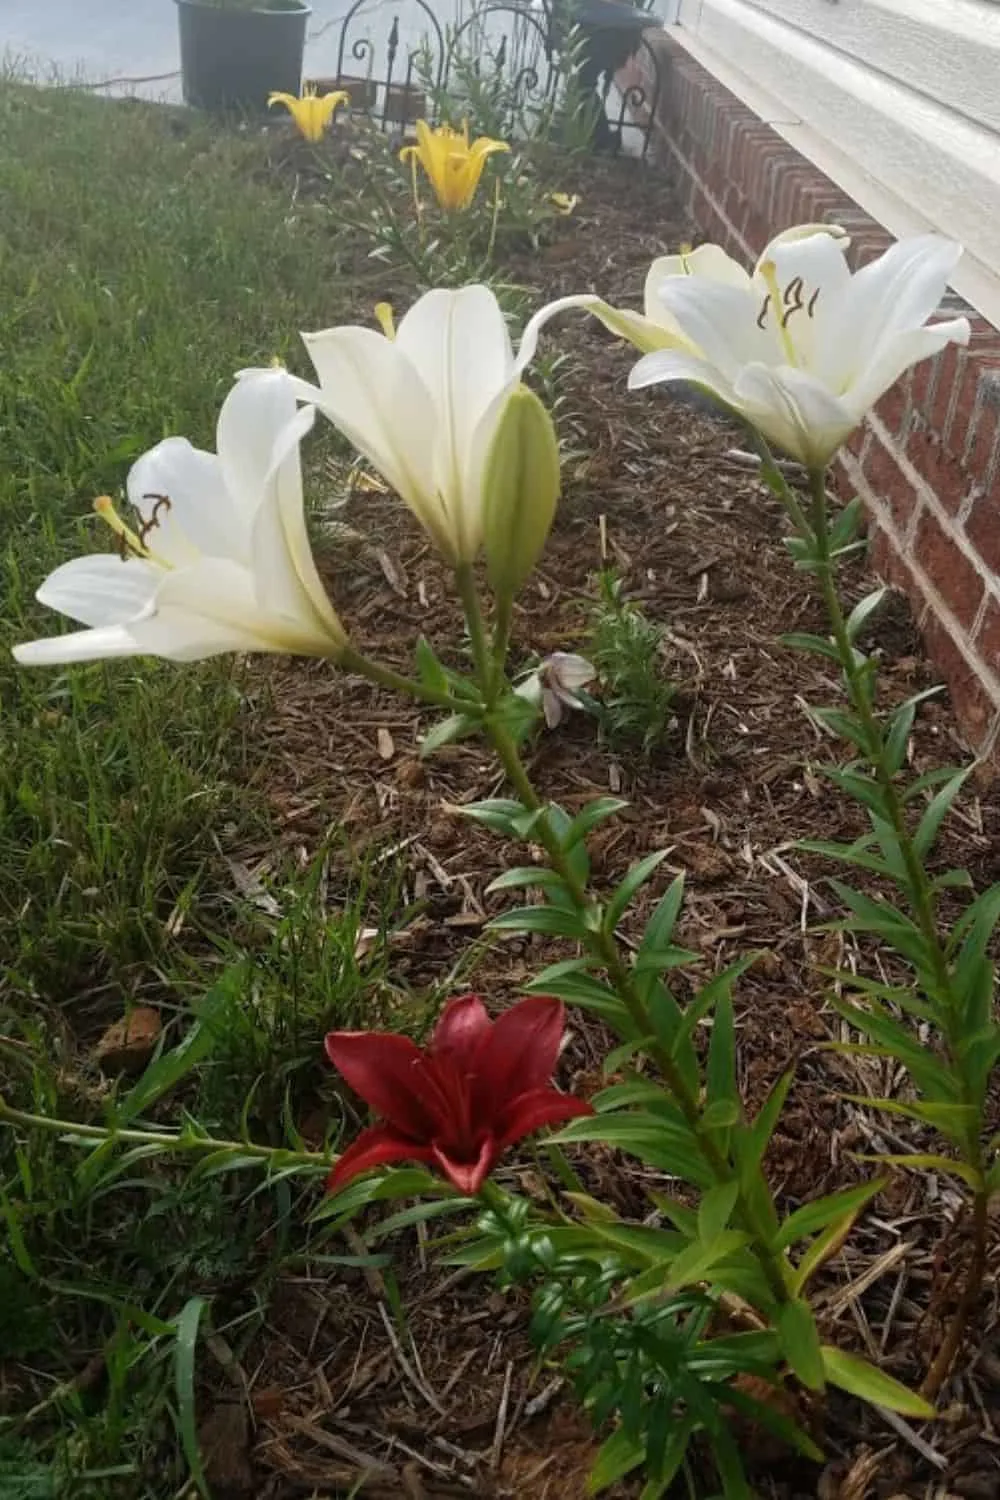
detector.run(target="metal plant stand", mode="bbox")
[322,0,664,156]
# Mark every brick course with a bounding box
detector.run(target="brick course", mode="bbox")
[623,31,1000,754]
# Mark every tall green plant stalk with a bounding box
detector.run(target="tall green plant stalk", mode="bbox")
[765,453,997,1397]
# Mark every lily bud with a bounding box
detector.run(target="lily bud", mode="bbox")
[481,384,560,603]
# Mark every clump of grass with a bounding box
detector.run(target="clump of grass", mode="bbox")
[586,568,677,754]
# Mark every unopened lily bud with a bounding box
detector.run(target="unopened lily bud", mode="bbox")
[481,384,560,603]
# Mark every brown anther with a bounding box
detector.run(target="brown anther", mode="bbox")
[779,276,806,328]
[138,492,172,548]
[807,288,820,318]
[756,293,771,331]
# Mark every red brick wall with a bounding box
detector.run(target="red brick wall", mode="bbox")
[624,31,1000,753]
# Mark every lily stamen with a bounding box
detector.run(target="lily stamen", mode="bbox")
[94,494,149,563]
[758,259,800,365]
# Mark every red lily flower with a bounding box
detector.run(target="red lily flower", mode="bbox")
[324,994,592,1195]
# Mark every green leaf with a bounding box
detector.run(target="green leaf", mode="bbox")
[913,767,971,859]
[414,634,449,695]
[776,1178,885,1249]
[604,849,670,932]
[487,904,589,939]
[698,1181,739,1243]
[638,874,686,959]
[739,1070,794,1176]
[706,993,737,1111]
[174,1296,211,1500]
[459,798,527,833]
[118,976,232,1124]
[820,1346,935,1419]
[587,1426,645,1494]
[791,1212,862,1294]
[311,1166,450,1224]
[702,1099,740,1130]
[796,837,892,878]
[777,1298,825,1390]
[846,587,888,642]
[562,797,628,850]
[525,971,631,1026]
[852,1152,984,1189]
[828,494,866,551]
[661,1230,751,1292]
[420,712,479,756]
[781,631,840,661]
[551,1115,714,1185]
[485,866,571,896]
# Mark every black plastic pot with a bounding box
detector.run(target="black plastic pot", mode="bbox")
[176,0,311,113]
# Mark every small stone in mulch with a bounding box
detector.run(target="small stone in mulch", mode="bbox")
[93,1005,162,1075]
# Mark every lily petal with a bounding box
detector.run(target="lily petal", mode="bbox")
[847,317,970,419]
[127,438,244,566]
[480,996,566,1107]
[395,286,515,558]
[432,994,492,1057]
[629,348,739,413]
[324,1030,439,1140]
[734,362,856,466]
[298,326,442,547]
[327,1124,435,1190]
[432,1135,498,1195]
[658,278,771,377]
[496,1086,594,1150]
[31,553,160,628]
[14,623,144,665]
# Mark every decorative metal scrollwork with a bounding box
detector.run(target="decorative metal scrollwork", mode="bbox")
[324,0,663,156]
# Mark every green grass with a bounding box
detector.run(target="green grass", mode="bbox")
[0,82,427,1496]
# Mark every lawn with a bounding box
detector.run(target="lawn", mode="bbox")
[0,70,997,1500]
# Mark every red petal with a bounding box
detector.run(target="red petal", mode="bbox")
[478,996,566,1112]
[324,1030,439,1139]
[431,1133,499,1194]
[326,1124,435,1191]
[496,1086,593,1149]
[431,994,491,1059]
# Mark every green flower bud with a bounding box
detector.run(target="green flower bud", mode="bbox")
[481,384,561,604]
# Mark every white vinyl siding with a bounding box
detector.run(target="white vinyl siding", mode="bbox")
[672,0,1000,325]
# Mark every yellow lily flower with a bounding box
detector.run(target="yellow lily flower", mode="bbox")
[400,120,510,213]
[548,192,580,216]
[268,86,350,143]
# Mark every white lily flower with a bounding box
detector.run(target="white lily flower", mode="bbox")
[14,371,347,667]
[293,285,536,566]
[629,232,970,467]
[519,225,848,358]
[515,652,595,729]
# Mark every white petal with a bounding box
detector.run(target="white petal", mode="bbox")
[734,363,856,465]
[34,553,160,627]
[128,438,246,566]
[14,624,142,664]
[516,294,605,369]
[136,558,339,660]
[755,222,849,275]
[299,325,442,547]
[846,317,970,419]
[644,245,750,318]
[822,236,962,390]
[628,348,740,412]
[550,652,595,691]
[216,367,300,523]
[395,286,515,556]
[250,403,346,645]
[657,279,772,379]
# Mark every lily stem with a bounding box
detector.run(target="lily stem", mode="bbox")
[0,1096,328,1171]
[800,464,988,1389]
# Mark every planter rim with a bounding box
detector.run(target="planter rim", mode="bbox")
[175,0,312,14]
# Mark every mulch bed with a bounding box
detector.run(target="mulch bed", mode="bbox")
[69,139,1000,1496]
[207,147,1000,1497]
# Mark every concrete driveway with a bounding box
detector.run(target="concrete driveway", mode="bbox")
[0,0,479,102]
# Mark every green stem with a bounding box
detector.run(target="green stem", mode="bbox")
[804,470,974,1074]
[484,714,791,1308]
[0,1097,328,1171]
[341,645,472,715]
[454,563,496,705]
[801,464,988,1388]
